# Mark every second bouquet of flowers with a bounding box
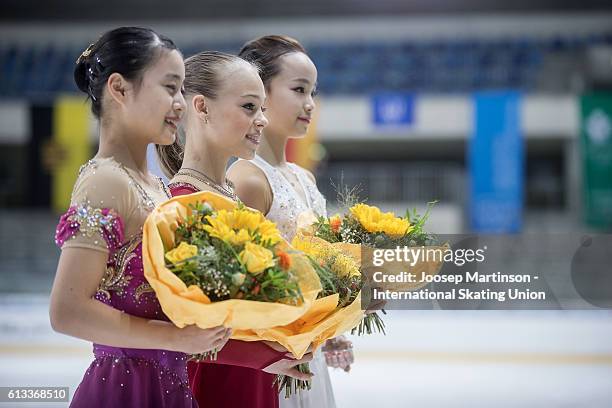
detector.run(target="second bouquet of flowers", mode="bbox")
[142,191,322,332]
[301,191,447,335]
[233,231,366,397]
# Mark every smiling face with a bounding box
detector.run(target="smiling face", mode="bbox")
[203,61,268,159]
[122,49,186,145]
[264,52,317,139]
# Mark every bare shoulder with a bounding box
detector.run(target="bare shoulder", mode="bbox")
[227,160,269,192]
[227,161,272,214]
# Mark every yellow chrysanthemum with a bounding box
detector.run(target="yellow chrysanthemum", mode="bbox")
[256,219,282,245]
[291,237,324,258]
[208,209,260,231]
[349,203,412,236]
[228,209,263,231]
[292,237,360,278]
[239,242,275,274]
[165,242,198,264]
[204,208,281,245]
[330,253,361,278]
[231,229,252,245]
[203,218,251,245]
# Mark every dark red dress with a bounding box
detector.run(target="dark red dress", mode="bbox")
[170,181,283,408]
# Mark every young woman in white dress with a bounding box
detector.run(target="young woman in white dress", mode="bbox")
[228,35,354,408]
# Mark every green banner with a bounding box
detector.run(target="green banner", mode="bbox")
[581,92,612,229]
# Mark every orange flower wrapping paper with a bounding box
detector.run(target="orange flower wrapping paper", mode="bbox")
[232,291,364,359]
[142,191,322,331]
[233,235,367,359]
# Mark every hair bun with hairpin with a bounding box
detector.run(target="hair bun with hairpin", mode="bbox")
[74,43,96,95]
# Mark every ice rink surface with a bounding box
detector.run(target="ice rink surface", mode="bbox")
[1,295,611,407]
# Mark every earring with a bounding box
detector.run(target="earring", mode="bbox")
[205,115,209,124]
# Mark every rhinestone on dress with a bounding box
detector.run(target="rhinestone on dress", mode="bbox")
[246,155,327,241]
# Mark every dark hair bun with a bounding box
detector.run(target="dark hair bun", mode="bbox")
[73,57,90,94]
[73,27,178,118]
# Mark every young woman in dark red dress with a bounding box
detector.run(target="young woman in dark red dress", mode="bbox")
[156,51,313,408]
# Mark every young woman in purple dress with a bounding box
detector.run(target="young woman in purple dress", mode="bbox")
[49,27,231,407]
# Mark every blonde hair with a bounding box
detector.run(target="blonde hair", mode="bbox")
[156,51,255,178]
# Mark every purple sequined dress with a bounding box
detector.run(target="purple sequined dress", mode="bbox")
[54,158,197,407]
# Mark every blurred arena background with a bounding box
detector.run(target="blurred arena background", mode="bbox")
[1,1,612,407]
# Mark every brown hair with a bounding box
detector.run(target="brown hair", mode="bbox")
[238,35,306,87]
[155,51,253,178]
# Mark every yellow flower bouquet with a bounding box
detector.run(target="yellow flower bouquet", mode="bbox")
[307,199,445,335]
[264,233,367,397]
[230,230,365,397]
[142,191,322,339]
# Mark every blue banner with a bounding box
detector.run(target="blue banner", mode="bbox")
[371,93,414,127]
[469,92,523,232]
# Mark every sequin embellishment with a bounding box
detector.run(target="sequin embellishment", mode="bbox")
[74,205,118,239]
[134,282,155,301]
[247,155,327,241]
[97,233,141,300]
[55,204,124,251]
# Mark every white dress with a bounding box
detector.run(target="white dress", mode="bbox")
[237,154,337,408]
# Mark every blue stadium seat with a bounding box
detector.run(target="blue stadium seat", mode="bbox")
[0,33,609,98]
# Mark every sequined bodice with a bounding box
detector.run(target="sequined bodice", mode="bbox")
[248,155,327,241]
[55,158,171,320]
[54,157,193,401]
[95,237,163,318]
